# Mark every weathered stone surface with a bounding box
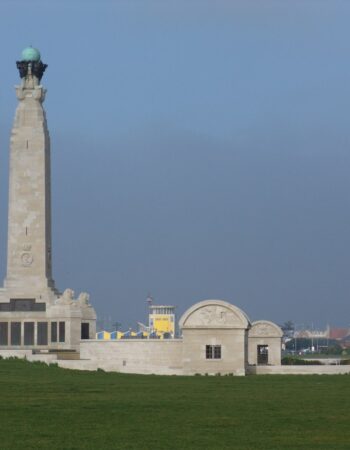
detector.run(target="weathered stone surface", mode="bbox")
[4,81,54,294]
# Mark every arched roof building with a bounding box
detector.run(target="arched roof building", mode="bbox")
[178,300,282,375]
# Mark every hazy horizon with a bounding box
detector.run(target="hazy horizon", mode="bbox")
[1,1,350,330]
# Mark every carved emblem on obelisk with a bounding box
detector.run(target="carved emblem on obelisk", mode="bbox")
[21,252,33,266]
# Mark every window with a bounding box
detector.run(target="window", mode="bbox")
[37,322,48,345]
[11,322,21,345]
[59,322,65,343]
[0,322,8,345]
[51,322,57,343]
[206,345,221,359]
[0,299,46,312]
[24,322,34,345]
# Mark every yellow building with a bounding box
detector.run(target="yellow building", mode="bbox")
[149,305,175,337]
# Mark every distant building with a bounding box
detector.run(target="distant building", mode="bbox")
[294,329,328,339]
[294,326,350,342]
[149,305,176,338]
[328,328,350,341]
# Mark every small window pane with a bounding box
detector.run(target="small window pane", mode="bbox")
[24,322,34,345]
[51,322,57,343]
[206,345,221,359]
[206,345,213,359]
[0,323,8,345]
[214,345,221,359]
[59,322,65,343]
[37,322,48,345]
[11,322,21,345]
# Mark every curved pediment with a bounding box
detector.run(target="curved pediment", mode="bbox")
[179,300,250,329]
[249,320,283,338]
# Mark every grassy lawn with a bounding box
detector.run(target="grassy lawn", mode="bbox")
[0,359,349,450]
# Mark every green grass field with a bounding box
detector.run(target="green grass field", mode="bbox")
[0,359,349,450]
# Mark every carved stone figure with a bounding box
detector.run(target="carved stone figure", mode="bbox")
[186,305,238,327]
[77,292,90,307]
[58,288,75,305]
[250,322,280,337]
[253,324,269,335]
[16,60,47,81]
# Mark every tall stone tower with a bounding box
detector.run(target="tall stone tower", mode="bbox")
[4,47,54,295]
[0,47,96,350]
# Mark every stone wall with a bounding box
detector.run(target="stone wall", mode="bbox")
[1,348,348,376]
[80,339,184,375]
[0,349,57,363]
[247,365,350,375]
[182,328,247,375]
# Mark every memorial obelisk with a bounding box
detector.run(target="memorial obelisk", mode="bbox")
[0,48,96,349]
[4,46,55,296]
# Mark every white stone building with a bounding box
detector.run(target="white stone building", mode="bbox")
[0,48,283,375]
[76,299,282,375]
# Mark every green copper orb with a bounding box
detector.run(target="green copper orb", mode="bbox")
[21,46,41,62]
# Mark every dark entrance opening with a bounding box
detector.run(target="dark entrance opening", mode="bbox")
[81,323,89,340]
[0,322,8,345]
[24,322,34,345]
[51,322,57,343]
[11,322,21,345]
[37,322,48,345]
[59,322,65,343]
[257,345,269,365]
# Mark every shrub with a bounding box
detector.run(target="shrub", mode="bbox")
[282,356,322,366]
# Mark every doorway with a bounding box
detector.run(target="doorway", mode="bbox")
[81,323,90,340]
[257,345,268,365]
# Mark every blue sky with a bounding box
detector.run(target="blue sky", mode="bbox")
[1,1,350,329]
